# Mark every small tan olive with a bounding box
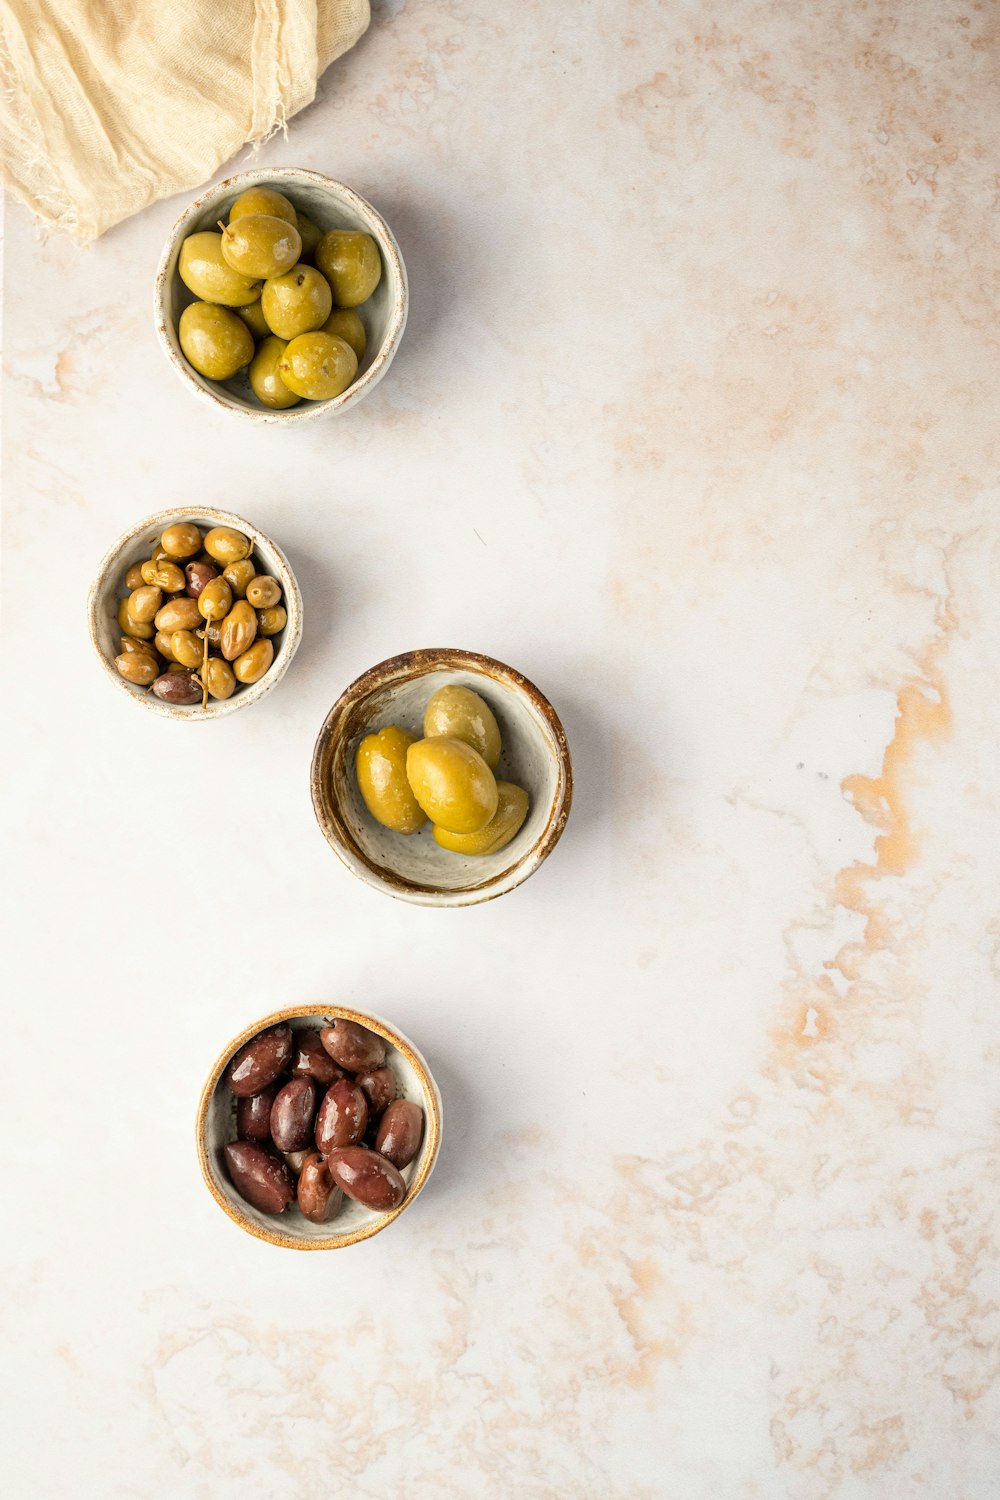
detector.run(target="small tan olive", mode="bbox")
[117,598,155,640]
[220,599,257,660]
[127,585,162,624]
[154,629,177,661]
[246,575,281,609]
[256,605,287,637]
[223,559,256,598]
[204,527,252,566]
[120,635,156,657]
[124,563,145,591]
[154,596,202,633]
[170,629,203,668]
[233,637,274,684]
[204,657,236,700]
[198,576,233,622]
[115,651,158,686]
[141,559,186,592]
[160,522,203,559]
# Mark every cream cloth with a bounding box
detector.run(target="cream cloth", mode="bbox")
[0,1,369,242]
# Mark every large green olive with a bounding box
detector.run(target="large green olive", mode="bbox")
[223,559,256,598]
[433,782,529,856]
[233,637,274,683]
[220,599,257,659]
[315,230,382,306]
[154,595,201,633]
[197,576,233,622]
[127,585,162,624]
[204,527,252,565]
[249,336,300,410]
[278,332,357,401]
[320,308,366,361]
[169,629,203,669]
[220,214,301,280]
[178,232,263,306]
[204,656,236,700]
[406,736,498,834]
[115,651,158,686]
[229,186,297,227]
[236,299,270,339]
[423,684,501,769]
[261,265,332,339]
[179,302,254,380]
[140,558,186,592]
[117,598,155,640]
[160,522,202,559]
[356,726,427,834]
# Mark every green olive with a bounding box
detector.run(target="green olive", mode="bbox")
[320,308,366,362]
[179,302,254,380]
[198,576,233,622]
[160,523,202,559]
[124,563,145,591]
[256,605,287,637]
[236,299,271,340]
[261,265,332,339]
[220,214,301,280]
[296,212,322,261]
[223,559,256,598]
[115,651,159,686]
[233,637,274,683]
[249,336,301,410]
[120,635,156,657]
[154,629,177,661]
[220,599,257,660]
[357,726,427,834]
[423,685,501,770]
[405,737,498,835]
[117,598,155,640]
[204,619,224,651]
[205,656,237,700]
[128,585,162,624]
[140,559,186,592]
[178,232,263,306]
[170,629,203,668]
[154,595,201,633]
[433,783,529,856]
[315,229,382,307]
[229,186,297,227]
[246,575,281,609]
[278,333,357,401]
[204,527,252,565]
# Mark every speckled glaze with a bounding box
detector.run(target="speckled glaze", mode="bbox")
[154,168,408,424]
[311,649,573,906]
[196,1005,442,1250]
[87,506,303,720]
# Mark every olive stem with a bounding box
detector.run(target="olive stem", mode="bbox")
[199,623,209,709]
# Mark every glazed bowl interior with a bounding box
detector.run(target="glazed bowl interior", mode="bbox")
[197,1006,442,1250]
[155,168,407,423]
[311,650,573,906]
[87,506,302,720]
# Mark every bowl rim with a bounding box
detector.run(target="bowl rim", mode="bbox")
[86,504,303,720]
[195,1003,443,1250]
[310,648,574,907]
[153,167,408,425]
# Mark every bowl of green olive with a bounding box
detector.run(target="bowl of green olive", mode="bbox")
[87,507,303,718]
[310,649,573,907]
[154,167,407,423]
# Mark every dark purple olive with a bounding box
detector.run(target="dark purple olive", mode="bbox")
[224,1142,295,1214]
[375,1099,423,1170]
[151,671,201,705]
[224,1023,292,1097]
[315,1078,368,1154]
[185,560,219,598]
[297,1152,342,1223]
[289,1029,343,1087]
[326,1146,406,1211]
[355,1067,396,1121]
[236,1087,275,1144]
[319,1018,386,1072]
[270,1076,317,1152]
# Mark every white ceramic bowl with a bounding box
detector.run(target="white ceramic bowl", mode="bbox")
[197,1005,442,1250]
[154,168,408,423]
[310,649,574,907]
[87,506,303,720]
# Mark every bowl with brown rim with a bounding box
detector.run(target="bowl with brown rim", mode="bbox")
[197,1004,442,1250]
[310,649,573,907]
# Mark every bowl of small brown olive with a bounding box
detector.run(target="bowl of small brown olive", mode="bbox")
[197,1006,442,1249]
[154,167,407,423]
[87,507,302,719]
[311,649,574,907]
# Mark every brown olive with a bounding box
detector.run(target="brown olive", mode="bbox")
[185,560,218,598]
[223,559,256,598]
[256,605,287,637]
[220,599,257,660]
[270,1077,318,1153]
[154,596,201,633]
[151,671,201,705]
[224,1142,295,1215]
[117,598,155,640]
[375,1099,423,1170]
[236,1088,275,1144]
[154,629,177,661]
[205,619,224,650]
[198,576,233,622]
[297,1153,342,1223]
[356,1068,397,1121]
[315,1079,368,1154]
[204,526,252,566]
[224,1022,292,1096]
[169,629,203,669]
[246,575,281,609]
[204,657,236,701]
[128,585,162,624]
[160,522,203,559]
[233,637,274,684]
[141,559,187,592]
[115,651,158,686]
[124,563,145,590]
[319,1019,386,1073]
[120,635,156,657]
[326,1146,406,1211]
[290,1029,343,1087]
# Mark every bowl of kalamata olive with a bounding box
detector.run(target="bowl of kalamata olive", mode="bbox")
[196,1005,442,1249]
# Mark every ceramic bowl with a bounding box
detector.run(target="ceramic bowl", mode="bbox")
[197,1005,442,1249]
[154,167,408,424]
[310,649,573,907]
[87,506,302,720]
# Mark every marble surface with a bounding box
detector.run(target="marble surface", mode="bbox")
[2,2,999,1495]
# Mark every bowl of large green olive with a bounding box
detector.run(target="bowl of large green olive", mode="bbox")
[88,507,302,718]
[310,650,573,907]
[197,1004,442,1249]
[155,167,407,423]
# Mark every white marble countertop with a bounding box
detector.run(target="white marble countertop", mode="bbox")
[3,2,999,1495]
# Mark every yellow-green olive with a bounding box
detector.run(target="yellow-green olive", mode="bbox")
[118,598,155,640]
[150,544,171,563]
[154,630,177,661]
[115,651,159,686]
[128,585,162,624]
[296,212,322,261]
[178,231,263,306]
[170,629,203,668]
[236,299,271,340]
[124,563,145,591]
[320,307,366,361]
[229,186,297,227]
[248,336,300,411]
[120,635,156,657]
[356,726,427,834]
[433,782,529,856]
[315,229,382,307]
[220,599,257,660]
[198,576,233,622]
[223,559,256,598]
[220,214,301,280]
[160,523,203,559]
[278,332,357,401]
[179,302,254,380]
[423,684,501,770]
[154,596,201,633]
[233,637,274,683]
[204,527,252,565]
[256,605,287,637]
[246,575,281,609]
[405,737,498,835]
[261,265,332,340]
[141,559,186,592]
[204,656,236,700]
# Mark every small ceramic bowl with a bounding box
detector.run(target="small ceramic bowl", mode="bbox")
[310,649,573,907]
[197,1005,442,1249]
[154,167,408,424]
[87,506,303,720]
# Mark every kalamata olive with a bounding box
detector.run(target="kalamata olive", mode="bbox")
[271,1076,317,1152]
[319,1018,386,1072]
[375,1099,424,1169]
[236,1087,275,1143]
[224,1022,292,1096]
[297,1153,343,1223]
[290,1029,343,1086]
[326,1146,406,1211]
[315,1078,368,1153]
[224,1141,295,1214]
[356,1067,397,1120]
[185,560,219,598]
[151,671,201,705]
